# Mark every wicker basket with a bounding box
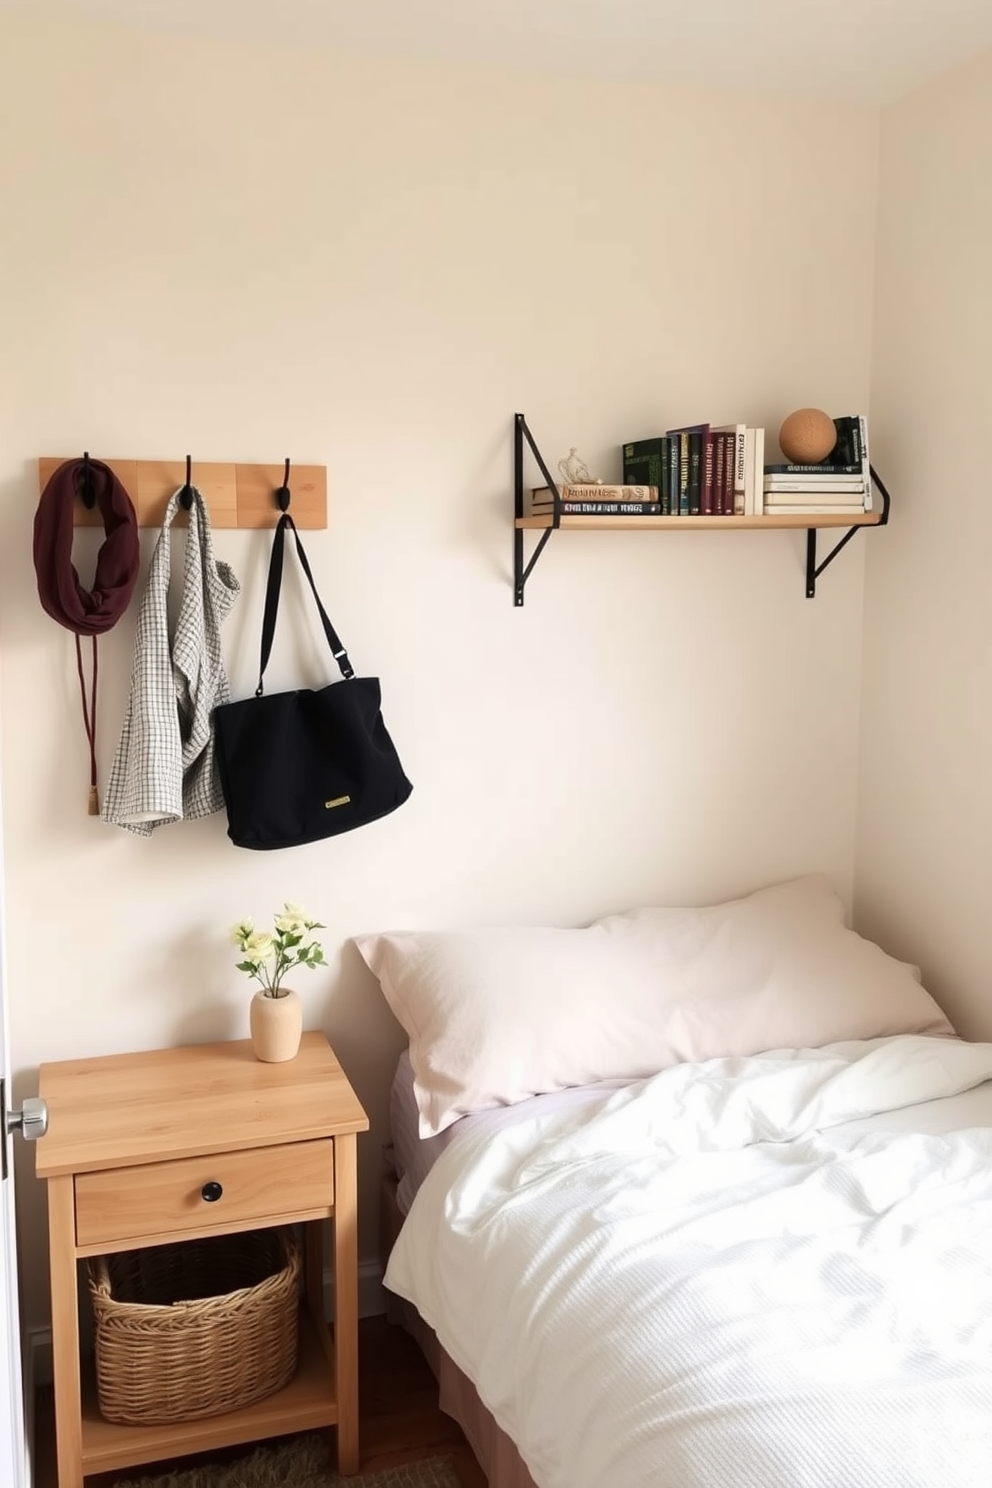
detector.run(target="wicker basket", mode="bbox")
[87,1226,301,1425]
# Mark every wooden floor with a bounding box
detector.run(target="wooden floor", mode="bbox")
[34,1315,488,1487]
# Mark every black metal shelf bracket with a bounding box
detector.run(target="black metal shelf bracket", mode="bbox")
[804,465,891,598]
[514,412,562,606]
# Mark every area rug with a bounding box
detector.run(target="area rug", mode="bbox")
[110,1434,462,1488]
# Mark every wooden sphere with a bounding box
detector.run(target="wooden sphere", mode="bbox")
[778,408,836,465]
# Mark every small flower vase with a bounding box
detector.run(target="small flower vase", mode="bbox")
[249,988,303,1063]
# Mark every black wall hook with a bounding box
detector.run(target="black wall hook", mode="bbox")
[80,451,96,510]
[180,454,193,510]
[275,457,291,512]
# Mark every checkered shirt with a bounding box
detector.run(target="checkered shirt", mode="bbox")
[102,487,241,835]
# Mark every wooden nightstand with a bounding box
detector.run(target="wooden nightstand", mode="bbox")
[35,1031,369,1487]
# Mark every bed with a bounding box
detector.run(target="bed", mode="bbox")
[358,875,992,1488]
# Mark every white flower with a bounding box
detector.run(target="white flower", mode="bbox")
[243,931,275,961]
[230,919,254,947]
[275,910,310,937]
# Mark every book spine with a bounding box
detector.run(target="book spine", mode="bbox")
[660,435,671,515]
[691,430,703,515]
[677,432,690,516]
[713,434,726,516]
[843,416,871,512]
[764,501,866,510]
[764,473,867,484]
[532,485,658,502]
[762,504,865,515]
[732,427,745,514]
[858,414,873,512]
[748,428,765,515]
[555,501,663,514]
[765,462,861,475]
[764,482,867,495]
[743,428,755,515]
[701,431,716,515]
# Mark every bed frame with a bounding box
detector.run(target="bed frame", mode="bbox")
[380,1172,539,1488]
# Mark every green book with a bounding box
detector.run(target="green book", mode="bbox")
[622,437,671,514]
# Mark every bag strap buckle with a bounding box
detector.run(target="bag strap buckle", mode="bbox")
[258,513,356,686]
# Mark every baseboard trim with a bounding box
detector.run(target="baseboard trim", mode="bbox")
[24,1323,49,1488]
[332,1258,388,1319]
[26,1324,51,1393]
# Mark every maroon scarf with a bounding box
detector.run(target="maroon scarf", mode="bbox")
[33,458,139,813]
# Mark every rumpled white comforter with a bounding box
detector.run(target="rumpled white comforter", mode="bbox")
[385,1036,992,1488]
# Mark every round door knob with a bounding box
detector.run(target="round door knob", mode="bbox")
[5,1095,48,1142]
[200,1181,223,1203]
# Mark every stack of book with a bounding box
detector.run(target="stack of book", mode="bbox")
[762,415,872,515]
[622,425,765,515]
[528,484,661,515]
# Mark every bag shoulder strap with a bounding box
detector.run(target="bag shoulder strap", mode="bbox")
[256,513,354,695]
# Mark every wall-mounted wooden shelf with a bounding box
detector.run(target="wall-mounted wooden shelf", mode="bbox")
[512,413,889,602]
[38,458,327,529]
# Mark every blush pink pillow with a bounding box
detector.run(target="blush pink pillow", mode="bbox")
[355,874,955,1137]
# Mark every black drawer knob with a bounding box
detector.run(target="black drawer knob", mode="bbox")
[200,1181,223,1203]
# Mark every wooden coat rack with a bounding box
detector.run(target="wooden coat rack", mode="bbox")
[37,457,327,528]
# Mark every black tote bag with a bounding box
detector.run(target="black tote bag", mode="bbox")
[213,514,412,849]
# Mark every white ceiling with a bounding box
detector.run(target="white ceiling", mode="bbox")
[6,0,992,100]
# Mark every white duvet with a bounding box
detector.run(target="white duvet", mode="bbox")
[385,1036,992,1488]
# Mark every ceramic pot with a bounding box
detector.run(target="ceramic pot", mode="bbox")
[249,988,303,1063]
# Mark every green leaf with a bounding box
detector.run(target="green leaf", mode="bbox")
[236,960,258,974]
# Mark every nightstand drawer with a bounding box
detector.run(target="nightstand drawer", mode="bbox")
[74,1138,335,1248]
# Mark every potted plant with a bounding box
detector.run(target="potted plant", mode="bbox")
[231,904,325,1062]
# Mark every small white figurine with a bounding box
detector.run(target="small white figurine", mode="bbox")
[557,448,600,487]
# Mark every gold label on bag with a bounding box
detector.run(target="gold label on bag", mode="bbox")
[325,795,351,809]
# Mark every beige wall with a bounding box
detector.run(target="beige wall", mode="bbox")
[856,48,992,1040]
[0,14,879,1326]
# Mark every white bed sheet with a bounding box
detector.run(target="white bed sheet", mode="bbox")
[388,1049,631,1214]
[386,1035,992,1488]
[388,1040,992,1209]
